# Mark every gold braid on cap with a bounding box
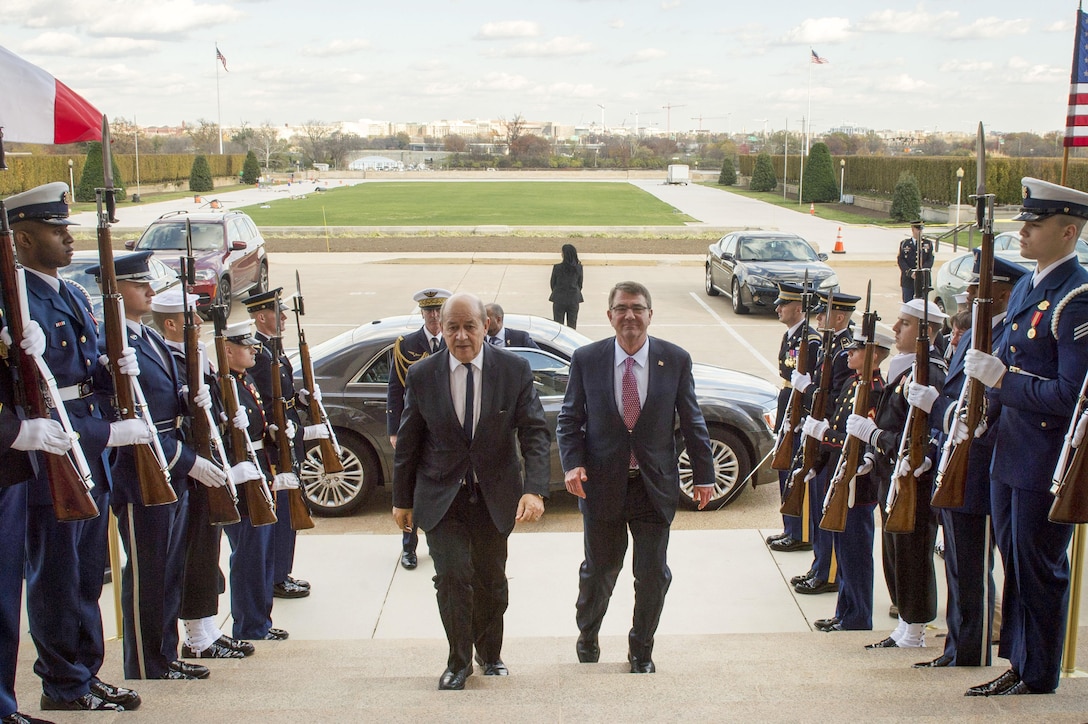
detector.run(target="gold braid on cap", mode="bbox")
[1051,283,1088,339]
[392,335,429,386]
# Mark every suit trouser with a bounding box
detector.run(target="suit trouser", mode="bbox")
[0,484,27,717]
[809,466,836,582]
[116,488,189,679]
[180,484,225,620]
[25,490,110,702]
[576,473,671,660]
[990,481,1071,692]
[224,519,276,640]
[425,486,508,671]
[878,476,938,624]
[778,470,803,540]
[272,489,297,583]
[552,302,579,329]
[833,502,875,630]
[939,508,995,666]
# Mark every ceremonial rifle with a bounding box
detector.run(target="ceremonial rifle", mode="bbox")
[269,290,314,530]
[885,233,933,533]
[292,271,343,474]
[0,200,98,520]
[771,272,812,471]
[211,305,277,526]
[781,291,836,518]
[820,283,878,532]
[181,220,239,524]
[1049,368,1088,523]
[933,122,994,509]
[96,116,175,506]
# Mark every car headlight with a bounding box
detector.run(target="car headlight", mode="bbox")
[819,273,839,289]
[763,406,777,433]
[747,275,774,289]
[193,269,216,281]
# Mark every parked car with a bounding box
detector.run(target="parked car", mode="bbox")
[932,233,1088,313]
[704,231,839,314]
[59,250,180,321]
[125,210,268,318]
[291,314,779,517]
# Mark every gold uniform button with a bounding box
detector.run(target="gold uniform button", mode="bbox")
[61,340,67,347]
[1041,422,1048,428]
[80,335,86,343]
[1012,323,1018,331]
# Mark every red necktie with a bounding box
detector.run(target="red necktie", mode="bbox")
[622,357,640,467]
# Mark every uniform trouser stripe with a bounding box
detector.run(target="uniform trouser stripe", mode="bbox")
[124,504,147,679]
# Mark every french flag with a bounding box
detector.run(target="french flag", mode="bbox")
[0,44,102,145]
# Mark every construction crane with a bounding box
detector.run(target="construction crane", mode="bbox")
[690,114,731,132]
[661,102,687,137]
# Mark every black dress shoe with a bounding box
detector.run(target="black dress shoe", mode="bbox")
[218,635,255,656]
[628,652,655,674]
[182,639,246,659]
[263,627,290,641]
[2,712,53,723]
[965,669,1020,697]
[576,634,600,663]
[473,654,509,676]
[273,580,310,598]
[768,536,813,553]
[401,551,418,570]
[89,679,141,709]
[285,574,310,590]
[997,681,1051,696]
[794,578,838,595]
[159,670,195,680]
[169,660,210,679]
[913,653,954,668]
[813,617,841,632]
[790,570,817,585]
[40,692,122,711]
[864,636,901,649]
[765,532,788,544]
[438,665,473,690]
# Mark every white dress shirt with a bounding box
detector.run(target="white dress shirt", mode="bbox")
[448,347,484,436]
[613,338,649,417]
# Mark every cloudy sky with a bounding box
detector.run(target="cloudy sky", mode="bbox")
[2,0,1082,136]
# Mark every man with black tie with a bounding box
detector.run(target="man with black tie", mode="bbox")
[392,292,550,691]
[387,287,451,570]
[557,280,715,674]
[483,303,539,349]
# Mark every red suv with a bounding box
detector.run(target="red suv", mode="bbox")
[127,210,269,317]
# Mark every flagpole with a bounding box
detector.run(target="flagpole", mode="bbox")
[216,42,223,155]
[806,61,813,158]
[783,117,789,200]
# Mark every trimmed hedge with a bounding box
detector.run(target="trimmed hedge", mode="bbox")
[0,153,245,196]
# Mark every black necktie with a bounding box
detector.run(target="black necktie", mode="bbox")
[463,362,477,501]
[431,337,439,353]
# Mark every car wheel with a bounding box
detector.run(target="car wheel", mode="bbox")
[705,265,719,296]
[299,431,378,516]
[256,261,269,294]
[730,279,749,315]
[214,276,232,318]
[678,426,751,511]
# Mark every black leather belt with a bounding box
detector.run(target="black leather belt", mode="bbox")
[628,468,641,480]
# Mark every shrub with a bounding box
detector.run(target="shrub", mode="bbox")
[76,143,126,202]
[750,153,777,192]
[189,155,214,192]
[718,158,737,186]
[890,172,923,222]
[242,150,260,185]
[801,143,839,203]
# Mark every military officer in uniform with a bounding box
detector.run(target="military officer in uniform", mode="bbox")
[897,221,934,303]
[9,182,148,711]
[767,283,820,553]
[387,287,451,569]
[962,178,1088,696]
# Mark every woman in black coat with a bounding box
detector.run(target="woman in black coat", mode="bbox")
[549,243,584,328]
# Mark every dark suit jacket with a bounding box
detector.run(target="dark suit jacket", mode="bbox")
[549,263,584,305]
[556,336,714,524]
[392,344,550,535]
[386,327,445,436]
[497,328,539,349]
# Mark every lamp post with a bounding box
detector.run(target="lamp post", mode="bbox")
[839,159,845,203]
[67,159,74,199]
[955,166,965,251]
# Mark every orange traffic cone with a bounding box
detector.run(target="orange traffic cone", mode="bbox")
[809,202,815,215]
[832,227,846,254]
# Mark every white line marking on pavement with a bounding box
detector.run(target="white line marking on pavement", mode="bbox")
[689,292,779,376]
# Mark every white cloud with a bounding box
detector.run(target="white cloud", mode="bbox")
[78,37,160,58]
[489,36,594,58]
[18,31,82,53]
[1005,56,1064,84]
[621,48,667,65]
[475,21,539,40]
[535,82,598,100]
[857,8,958,34]
[779,17,852,45]
[661,1,681,10]
[938,59,995,73]
[1045,20,1072,33]
[300,39,371,57]
[884,73,930,92]
[609,19,624,30]
[473,73,531,92]
[946,17,1030,40]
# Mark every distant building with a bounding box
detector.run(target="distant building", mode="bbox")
[348,155,404,171]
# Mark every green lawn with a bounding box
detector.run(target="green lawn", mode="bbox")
[702,183,904,227]
[238,182,696,226]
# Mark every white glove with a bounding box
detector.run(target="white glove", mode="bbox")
[1072,413,1088,447]
[803,468,816,484]
[790,370,812,394]
[270,420,297,440]
[846,414,880,446]
[2,321,47,358]
[272,472,300,491]
[232,406,250,431]
[106,419,154,447]
[298,383,322,405]
[896,455,932,479]
[12,418,73,455]
[99,347,141,377]
[801,415,829,442]
[907,382,939,414]
[190,456,227,488]
[965,349,1006,388]
[303,424,330,441]
[227,461,261,486]
[191,383,212,411]
[857,451,875,476]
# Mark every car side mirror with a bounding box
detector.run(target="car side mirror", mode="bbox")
[230,240,247,251]
[817,253,828,261]
[124,240,135,250]
[721,252,733,261]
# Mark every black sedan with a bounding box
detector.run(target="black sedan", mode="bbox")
[292,314,779,517]
[705,231,839,314]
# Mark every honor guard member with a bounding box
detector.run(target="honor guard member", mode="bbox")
[86,252,225,681]
[847,298,947,649]
[962,178,1088,697]
[897,221,934,303]
[245,288,322,599]
[812,330,892,632]
[908,252,1026,669]
[8,182,148,711]
[150,290,255,660]
[790,290,859,595]
[767,282,820,553]
[0,315,71,724]
[484,303,539,349]
[220,320,290,642]
[387,287,451,569]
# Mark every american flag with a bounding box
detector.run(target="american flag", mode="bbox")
[811,49,829,65]
[1065,8,1088,147]
[216,45,228,72]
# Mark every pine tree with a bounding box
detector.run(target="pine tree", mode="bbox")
[718,158,737,186]
[749,153,777,192]
[242,150,261,185]
[189,155,214,193]
[76,143,126,202]
[801,143,839,203]
[890,172,923,222]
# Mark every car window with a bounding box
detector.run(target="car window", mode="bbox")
[721,235,736,256]
[951,256,972,281]
[227,218,249,245]
[515,349,569,397]
[138,223,187,251]
[354,347,392,385]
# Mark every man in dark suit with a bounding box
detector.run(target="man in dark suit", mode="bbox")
[484,303,539,349]
[557,280,715,674]
[392,292,550,691]
[387,287,450,570]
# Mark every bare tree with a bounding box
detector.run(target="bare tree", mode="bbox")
[253,122,288,169]
[299,120,333,165]
[500,114,526,149]
[186,119,220,155]
[107,117,147,155]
